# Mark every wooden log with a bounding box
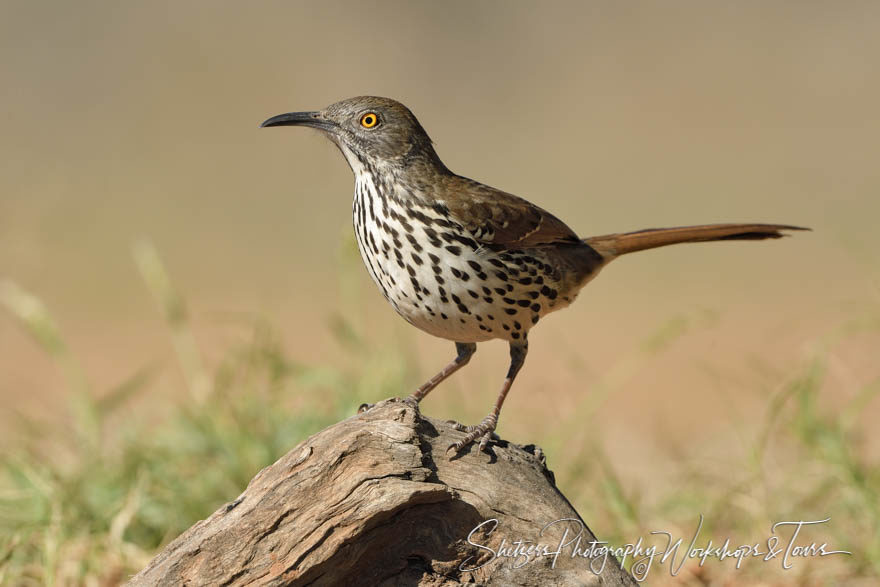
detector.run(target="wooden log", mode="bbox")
[128,399,636,586]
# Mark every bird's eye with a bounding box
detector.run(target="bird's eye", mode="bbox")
[360,112,379,128]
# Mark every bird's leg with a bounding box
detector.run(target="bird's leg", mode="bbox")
[403,342,477,406]
[448,339,528,455]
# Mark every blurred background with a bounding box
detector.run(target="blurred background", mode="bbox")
[1,1,878,584]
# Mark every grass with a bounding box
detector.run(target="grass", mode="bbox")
[1,243,877,585]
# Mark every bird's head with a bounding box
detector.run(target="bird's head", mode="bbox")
[261,96,444,174]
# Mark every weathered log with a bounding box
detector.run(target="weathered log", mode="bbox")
[128,399,636,586]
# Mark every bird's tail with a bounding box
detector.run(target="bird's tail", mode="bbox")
[584,223,809,259]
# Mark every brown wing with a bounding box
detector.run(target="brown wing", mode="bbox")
[436,175,581,248]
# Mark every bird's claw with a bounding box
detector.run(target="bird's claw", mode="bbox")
[446,415,499,456]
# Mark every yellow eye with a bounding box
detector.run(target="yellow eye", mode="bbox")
[360,112,379,128]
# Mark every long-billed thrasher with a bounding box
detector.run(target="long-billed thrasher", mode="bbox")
[261,96,807,455]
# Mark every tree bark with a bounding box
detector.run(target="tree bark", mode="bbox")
[128,399,636,586]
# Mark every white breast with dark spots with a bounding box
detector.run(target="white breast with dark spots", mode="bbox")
[351,175,565,343]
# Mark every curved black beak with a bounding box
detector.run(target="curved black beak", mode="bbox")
[260,111,336,131]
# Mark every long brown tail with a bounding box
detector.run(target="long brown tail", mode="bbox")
[584,223,809,259]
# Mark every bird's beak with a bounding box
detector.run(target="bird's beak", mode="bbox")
[260,111,336,131]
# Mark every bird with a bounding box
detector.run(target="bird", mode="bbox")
[261,96,807,456]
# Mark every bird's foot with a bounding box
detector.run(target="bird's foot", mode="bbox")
[447,414,499,455]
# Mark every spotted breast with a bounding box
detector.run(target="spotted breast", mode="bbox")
[351,163,604,344]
